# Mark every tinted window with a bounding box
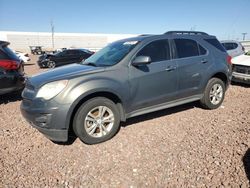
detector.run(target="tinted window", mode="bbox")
[222,42,238,50]
[56,51,67,56]
[67,50,79,55]
[137,40,170,62]
[198,44,207,55]
[205,39,226,52]
[0,49,9,59]
[174,39,199,58]
[1,47,19,60]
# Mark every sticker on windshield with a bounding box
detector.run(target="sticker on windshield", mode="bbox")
[123,41,138,45]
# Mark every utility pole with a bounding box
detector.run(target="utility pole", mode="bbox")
[242,33,247,41]
[51,20,55,50]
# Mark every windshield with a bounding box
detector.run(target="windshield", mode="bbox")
[82,40,139,66]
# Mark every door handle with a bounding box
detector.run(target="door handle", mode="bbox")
[201,59,208,64]
[165,66,177,71]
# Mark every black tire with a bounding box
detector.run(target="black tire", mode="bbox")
[47,61,56,69]
[73,97,121,144]
[200,78,225,109]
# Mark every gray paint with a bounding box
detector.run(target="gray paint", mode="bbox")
[21,32,231,142]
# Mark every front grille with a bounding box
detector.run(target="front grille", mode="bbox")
[233,65,250,75]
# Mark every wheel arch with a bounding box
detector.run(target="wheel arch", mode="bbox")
[210,72,229,88]
[66,90,126,133]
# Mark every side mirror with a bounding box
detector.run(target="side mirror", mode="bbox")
[132,56,151,66]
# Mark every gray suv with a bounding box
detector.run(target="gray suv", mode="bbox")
[21,31,232,144]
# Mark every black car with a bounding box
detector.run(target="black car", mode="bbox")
[37,49,94,68]
[0,41,25,95]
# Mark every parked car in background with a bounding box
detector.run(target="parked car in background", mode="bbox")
[221,40,245,57]
[37,48,94,68]
[0,41,25,95]
[21,31,231,144]
[14,50,30,63]
[231,52,250,84]
[29,46,44,55]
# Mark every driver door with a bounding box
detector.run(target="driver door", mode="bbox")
[128,39,178,112]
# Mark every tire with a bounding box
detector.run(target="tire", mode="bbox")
[47,61,56,69]
[73,97,121,144]
[200,78,225,109]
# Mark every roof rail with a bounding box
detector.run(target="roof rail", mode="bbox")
[165,31,209,36]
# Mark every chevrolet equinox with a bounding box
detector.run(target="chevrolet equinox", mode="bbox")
[21,31,232,144]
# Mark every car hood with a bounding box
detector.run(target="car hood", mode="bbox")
[29,63,105,88]
[232,54,250,66]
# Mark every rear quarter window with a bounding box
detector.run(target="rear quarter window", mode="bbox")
[222,42,238,50]
[2,47,20,60]
[205,39,226,52]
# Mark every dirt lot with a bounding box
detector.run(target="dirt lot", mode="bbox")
[0,56,250,187]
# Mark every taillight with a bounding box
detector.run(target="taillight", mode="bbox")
[0,60,19,70]
[227,55,232,65]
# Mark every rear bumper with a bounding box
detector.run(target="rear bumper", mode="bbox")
[0,73,25,95]
[232,72,250,84]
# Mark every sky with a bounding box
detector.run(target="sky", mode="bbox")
[0,0,249,40]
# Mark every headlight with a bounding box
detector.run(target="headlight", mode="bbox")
[36,80,68,100]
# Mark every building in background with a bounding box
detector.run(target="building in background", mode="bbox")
[0,31,137,52]
[0,31,249,53]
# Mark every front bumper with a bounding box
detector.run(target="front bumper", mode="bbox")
[232,72,250,84]
[20,100,69,142]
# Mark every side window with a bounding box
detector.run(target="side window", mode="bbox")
[137,40,170,62]
[67,50,78,55]
[174,39,199,58]
[198,44,207,55]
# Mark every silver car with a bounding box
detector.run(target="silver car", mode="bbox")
[221,40,245,57]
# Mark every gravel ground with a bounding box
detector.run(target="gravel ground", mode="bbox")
[0,56,250,187]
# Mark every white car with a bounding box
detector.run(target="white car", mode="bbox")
[231,52,250,84]
[221,40,245,57]
[14,50,30,63]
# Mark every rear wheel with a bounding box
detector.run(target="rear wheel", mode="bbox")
[73,97,121,144]
[200,78,225,109]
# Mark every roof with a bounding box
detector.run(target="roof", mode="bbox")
[0,40,10,46]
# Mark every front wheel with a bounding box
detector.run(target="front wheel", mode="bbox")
[73,97,121,144]
[200,78,225,109]
[47,61,56,68]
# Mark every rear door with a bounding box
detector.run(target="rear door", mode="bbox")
[129,39,178,111]
[171,38,211,98]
